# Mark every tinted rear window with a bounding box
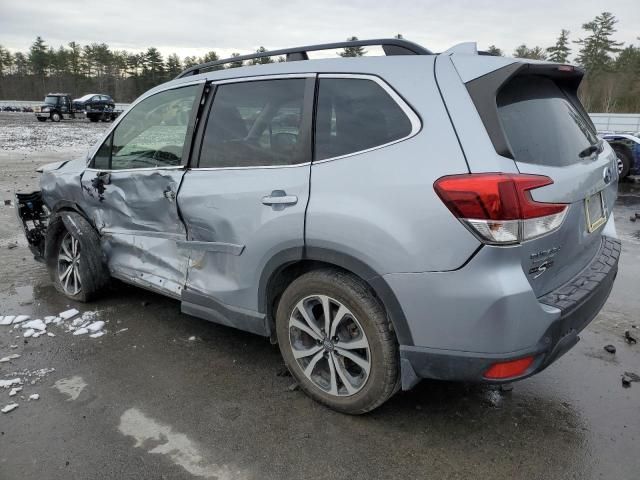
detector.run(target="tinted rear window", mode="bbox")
[497,76,599,167]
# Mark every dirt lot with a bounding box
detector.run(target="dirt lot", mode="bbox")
[0,111,639,479]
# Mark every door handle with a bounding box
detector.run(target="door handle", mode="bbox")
[262,190,298,207]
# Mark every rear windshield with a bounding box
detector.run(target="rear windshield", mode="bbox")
[497,76,599,166]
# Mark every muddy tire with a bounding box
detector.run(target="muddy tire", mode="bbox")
[276,268,399,414]
[45,212,109,302]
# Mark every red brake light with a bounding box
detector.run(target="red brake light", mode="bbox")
[434,174,568,244]
[483,356,535,379]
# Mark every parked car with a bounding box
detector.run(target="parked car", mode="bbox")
[72,93,117,122]
[16,39,620,414]
[601,133,640,178]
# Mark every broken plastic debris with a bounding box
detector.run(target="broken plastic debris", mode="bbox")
[73,327,89,336]
[0,354,21,363]
[72,318,84,327]
[1,403,19,414]
[12,315,30,324]
[625,330,637,345]
[59,309,79,320]
[9,387,22,396]
[44,315,56,323]
[604,344,616,354]
[29,394,40,401]
[89,331,105,338]
[0,315,15,325]
[0,378,22,388]
[20,319,46,331]
[23,328,35,338]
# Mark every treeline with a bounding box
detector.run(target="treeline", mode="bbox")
[0,12,639,111]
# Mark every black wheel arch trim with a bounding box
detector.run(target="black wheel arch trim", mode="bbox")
[258,245,414,346]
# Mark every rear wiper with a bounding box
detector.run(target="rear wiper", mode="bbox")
[578,140,603,158]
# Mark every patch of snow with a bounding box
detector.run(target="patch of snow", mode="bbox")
[47,332,55,337]
[29,394,39,400]
[53,376,87,401]
[12,315,30,324]
[23,328,35,338]
[72,318,84,327]
[188,336,196,341]
[0,354,20,363]
[87,321,105,333]
[0,378,22,388]
[89,331,105,338]
[82,311,98,321]
[32,331,45,338]
[9,387,22,396]
[1,315,16,325]
[1,403,19,414]
[73,327,89,336]
[59,308,79,320]
[44,316,56,323]
[10,344,18,349]
[116,328,128,334]
[20,319,46,331]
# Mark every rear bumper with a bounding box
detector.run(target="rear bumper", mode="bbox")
[396,236,620,389]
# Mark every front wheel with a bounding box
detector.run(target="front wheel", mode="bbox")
[276,269,399,414]
[612,145,632,179]
[36,117,47,122]
[46,212,110,302]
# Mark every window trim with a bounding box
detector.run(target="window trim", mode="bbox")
[313,73,422,164]
[86,80,206,172]
[192,74,315,170]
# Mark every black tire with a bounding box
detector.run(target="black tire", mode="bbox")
[88,114,99,122]
[36,117,47,122]
[51,112,61,122]
[276,268,399,414]
[45,212,110,302]
[612,145,632,179]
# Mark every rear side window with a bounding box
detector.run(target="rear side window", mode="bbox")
[315,77,413,161]
[199,79,308,168]
[497,76,599,167]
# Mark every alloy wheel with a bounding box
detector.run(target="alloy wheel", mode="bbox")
[58,232,82,295]
[288,295,371,397]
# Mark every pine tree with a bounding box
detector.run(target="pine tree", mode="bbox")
[486,45,503,56]
[228,53,244,69]
[513,44,546,60]
[0,45,13,75]
[251,46,274,65]
[575,12,623,72]
[339,36,366,57]
[29,36,49,76]
[547,30,571,63]
[165,53,182,77]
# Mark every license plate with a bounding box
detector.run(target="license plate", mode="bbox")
[585,191,606,233]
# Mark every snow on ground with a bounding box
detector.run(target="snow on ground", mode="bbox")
[0,112,110,153]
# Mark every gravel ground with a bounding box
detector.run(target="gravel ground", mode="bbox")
[0,112,639,480]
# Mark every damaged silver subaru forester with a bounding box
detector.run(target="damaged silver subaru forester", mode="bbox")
[16,39,620,414]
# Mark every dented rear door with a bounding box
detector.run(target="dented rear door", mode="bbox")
[80,82,205,298]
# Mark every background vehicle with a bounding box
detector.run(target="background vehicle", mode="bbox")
[33,93,121,122]
[17,39,620,414]
[601,133,640,178]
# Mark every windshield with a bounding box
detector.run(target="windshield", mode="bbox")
[75,94,95,102]
[497,76,599,167]
[44,96,59,105]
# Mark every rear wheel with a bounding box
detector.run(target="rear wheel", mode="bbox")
[612,145,632,179]
[276,269,399,414]
[36,117,47,122]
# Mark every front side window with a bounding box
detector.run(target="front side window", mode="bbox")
[92,84,199,170]
[314,77,414,161]
[199,79,307,168]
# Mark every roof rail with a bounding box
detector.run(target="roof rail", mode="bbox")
[176,38,432,78]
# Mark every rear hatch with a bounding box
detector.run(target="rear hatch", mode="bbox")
[461,61,617,297]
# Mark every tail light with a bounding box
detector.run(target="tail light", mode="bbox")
[484,356,535,379]
[434,174,567,245]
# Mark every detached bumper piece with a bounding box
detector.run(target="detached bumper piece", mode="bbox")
[400,236,621,390]
[15,191,49,260]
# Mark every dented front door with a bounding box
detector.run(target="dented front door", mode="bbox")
[80,83,204,298]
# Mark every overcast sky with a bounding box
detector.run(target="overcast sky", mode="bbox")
[0,0,638,60]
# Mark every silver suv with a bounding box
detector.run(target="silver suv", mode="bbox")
[17,39,620,414]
